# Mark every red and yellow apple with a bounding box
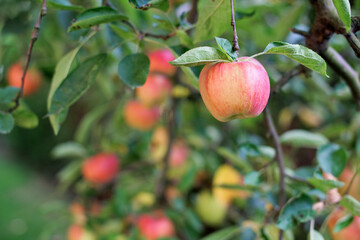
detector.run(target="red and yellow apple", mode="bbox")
[137,212,175,240]
[124,100,160,131]
[150,126,169,162]
[136,74,172,107]
[82,153,119,185]
[67,224,96,240]
[169,140,189,167]
[339,167,360,201]
[148,49,176,76]
[195,190,227,227]
[199,57,270,121]
[7,62,42,97]
[328,208,360,240]
[213,164,248,206]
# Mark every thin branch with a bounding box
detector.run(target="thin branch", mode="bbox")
[351,16,360,33]
[271,66,304,95]
[143,31,177,40]
[8,0,47,113]
[263,107,286,240]
[290,28,310,38]
[230,0,239,52]
[344,31,360,58]
[344,168,360,195]
[258,159,276,174]
[187,0,199,24]
[285,174,311,186]
[155,98,178,204]
[321,47,360,108]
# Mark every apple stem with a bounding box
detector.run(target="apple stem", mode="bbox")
[230,0,239,53]
[8,0,47,113]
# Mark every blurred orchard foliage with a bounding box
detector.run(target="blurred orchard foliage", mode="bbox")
[1,0,360,240]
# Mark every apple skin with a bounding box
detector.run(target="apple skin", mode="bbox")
[150,126,169,162]
[339,167,360,201]
[136,74,172,107]
[199,57,270,121]
[195,190,227,227]
[328,208,360,240]
[7,62,42,97]
[82,153,119,185]
[137,212,175,240]
[124,100,160,131]
[67,224,96,240]
[169,140,189,167]
[213,164,248,206]
[148,49,176,76]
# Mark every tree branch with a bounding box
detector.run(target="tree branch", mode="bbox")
[230,0,239,52]
[8,0,47,113]
[263,107,286,240]
[271,66,305,95]
[321,47,360,107]
[344,31,360,58]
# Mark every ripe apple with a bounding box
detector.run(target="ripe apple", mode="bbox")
[328,208,360,240]
[136,74,172,107]
[169,140,189,167]
[124,100,160,131]
[195,190,227,227]
[7,62,42,97]
[199,57,270,121]
[150,126,169,162]
[82,153,119,185]
[213,164,248,206]
[137,212,175,240]
[70,202,86,225]
[339,167,360,201]
[67,224,96,240]
[148,49,176,76]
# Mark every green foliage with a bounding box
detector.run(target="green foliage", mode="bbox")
[317,143,348,177]
[117,53,150,89]
[0,112,14,134]
[46,0,84,11]
[333,214,354,233]
[280,130,329,148]
[332,0,351,32]
[201,226,240,240]
[340,195,360,216]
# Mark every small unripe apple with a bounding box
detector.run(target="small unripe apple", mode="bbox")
[148,49,176,76]
[136,74,172,107]
[199,57,270,121]
[82,153,119,185]
[137,212,175,240]
[195,190,227,227]
[67,224,96,240]
[150,126,169,162]
[132,192,155,210]
[328,208,360,240]
[7,62,42,97]
[213,164,248,206]
[124,100,160,131]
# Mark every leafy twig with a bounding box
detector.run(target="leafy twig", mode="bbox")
[230,0,239,52]
[8,0,47,113]
[263,106,285,240]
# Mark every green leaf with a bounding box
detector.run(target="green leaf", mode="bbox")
[178,166,197,192]
[0,112,14,134]
[12,102,38,129]
[307,177,344,192]
[263,41,328,77]
[68,7,128,32]
[171,50,199,90]
[129,0,169,11]
[117,53,150,89]
[308,230,324,240]
[317,143,347,177]
[51,141,87,159]
[215,37,237,61]
[47,0,84,11]
[47,32,95,135]
[176,30,193,48]
[57,160,82,192]
[280,129,329,148]
[244,171,261,186]
[216,147,252,172]
[277,194,316,230]
[49,54,106,115]
[0,87,19,105]
[340,195,360,216]
[201,226,240,240]
[333,0,351,32]
[170,47,230,67]
[195,0,230,43]
[215,184,257,191]
[333,214,354,233]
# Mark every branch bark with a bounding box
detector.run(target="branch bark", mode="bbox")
[271,66,304,95]
[230,0,239,52]
[8,0,47,113]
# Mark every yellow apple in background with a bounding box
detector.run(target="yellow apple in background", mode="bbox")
[213,164,248,206]
[150,126,169,163]
[195,190,227,227]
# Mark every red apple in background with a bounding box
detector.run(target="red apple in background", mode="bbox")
[169,140,189,167]
[67,224,95,240]
[82,153,119,185]
[339,167,360,201]
[199,57,270,121]
[137,212,175,240]
[124,100,160,131]
[7,62,42,97]
[136,74,172,107]
[148,49,176,76]
[328,208,360,240]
